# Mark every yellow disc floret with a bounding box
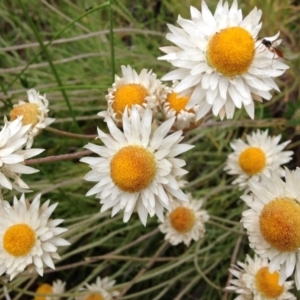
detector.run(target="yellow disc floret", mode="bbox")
[255,267,284,298]
[238,147,266,175]
[3,224,36,256]
[34,284,53,300]
[110,145,157,193]
[10,103,40,126]
[85,293,104,300]
[166,92,190,115]
[207,27,255,77]
[112,84,148,117]
[169,207,196,233]
[259,197,300,252]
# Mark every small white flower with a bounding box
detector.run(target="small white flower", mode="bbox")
[158,0,289,119]
[81,107,193,226]
[34,279,66,300]
[227,255,295,300]
[0,194,70,280]
[10,89,55,149]
[159,194,209,246]
[160,81,203,130]
[224,130,293,189]
[0,117,44,196]
[99,65,167,125]
[76,276,119,300]
[241,168,300,289]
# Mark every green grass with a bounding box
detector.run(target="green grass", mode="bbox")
[0,0,300,299]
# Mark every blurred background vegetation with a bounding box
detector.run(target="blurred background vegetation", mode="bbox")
[0,0,299,299]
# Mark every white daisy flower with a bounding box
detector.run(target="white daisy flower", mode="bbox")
[241,168,300,289]
[10,89,55,149]
[76,276,119,300]
[80,107,193,226]
[227,255,295,300]
[98,65,167,125]
[160,81,203,130]
[34,279,66,300]
[0,194,70,280]
[224,130,293,189]
[158,0,289,120]
[0,117,44,197]
[159,194,209,246]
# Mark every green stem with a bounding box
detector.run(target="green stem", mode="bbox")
[109,0,116,82]
[194,240,223,291]
[18,0,81,132]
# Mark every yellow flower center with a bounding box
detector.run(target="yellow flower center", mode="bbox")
[34,284,53,300]
[166,92,191,114]
[110,145,157,193]
[3,224,36,256]
[259,197,300,252]
[10,103,40,126]
[255,267,284,298]
[206,27,255,77]
[169,206,196,233]
[238,147,266,175]
[85,293,104,300]
[112,84,148,117]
